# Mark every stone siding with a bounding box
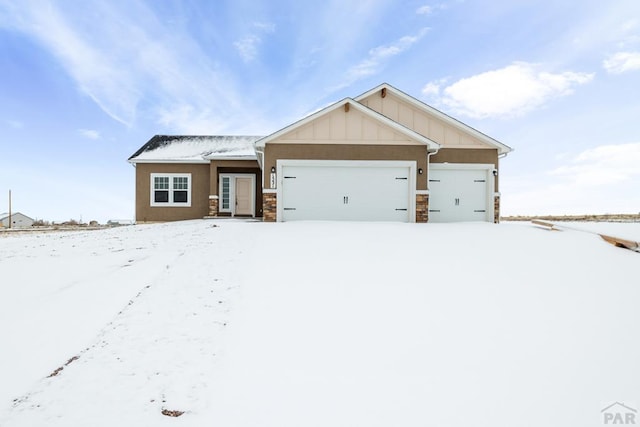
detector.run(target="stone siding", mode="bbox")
[263,193,277,222]
[416,194,429,223]
[208,196,218,217]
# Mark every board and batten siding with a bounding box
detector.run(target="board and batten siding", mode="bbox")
[359,91,494,150]
[277,106,422,145]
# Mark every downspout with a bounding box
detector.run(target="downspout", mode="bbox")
[254,146,264,170]
[254,146,265,189]
[426,147,440,191]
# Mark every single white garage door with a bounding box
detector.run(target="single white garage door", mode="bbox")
[428,166,492,222]
[280,161,413,222]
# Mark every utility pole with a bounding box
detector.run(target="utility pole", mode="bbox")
[8,189,12,229]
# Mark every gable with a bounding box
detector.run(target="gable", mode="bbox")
[256,98,439,151]
[356,84,512,155]
[0,212,33,222]
[276,105,423,146]
[358,91,490,149]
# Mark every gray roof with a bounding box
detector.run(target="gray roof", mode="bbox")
[128,135,263,163]
[0,212,33,221]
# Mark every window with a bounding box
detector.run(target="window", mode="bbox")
[221,176,231,210]
[150,173,191,206]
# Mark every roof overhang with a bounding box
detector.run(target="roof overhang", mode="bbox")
[203,155,258,161]
[128,159,210,165]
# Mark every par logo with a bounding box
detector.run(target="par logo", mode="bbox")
[602,402,637,425]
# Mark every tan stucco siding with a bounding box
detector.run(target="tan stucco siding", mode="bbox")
[264,143,429,190]
[431,148,500,191]
[360,92,493,149]
[135,163,210,222]
[279,107,421,145]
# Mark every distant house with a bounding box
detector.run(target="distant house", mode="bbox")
[0,212,34,228]
[107,219,135,226]
[129,83,512,223]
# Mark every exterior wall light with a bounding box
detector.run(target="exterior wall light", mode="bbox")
[418,168,423,174]
[493,169,498,176]
[271,166,276,173]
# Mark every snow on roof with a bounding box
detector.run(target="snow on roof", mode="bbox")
[128,135,263,163]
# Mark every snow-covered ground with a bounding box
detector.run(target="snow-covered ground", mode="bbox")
[548,221,640,242]
[1,220,639,427]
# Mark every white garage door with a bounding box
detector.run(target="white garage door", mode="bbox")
[428,166,492,222]
[280,161,414,222]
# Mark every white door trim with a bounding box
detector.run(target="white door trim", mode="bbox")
[276,159,416,222]
[218,173,256,217]
[428,163,495,222]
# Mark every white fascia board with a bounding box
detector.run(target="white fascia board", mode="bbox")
[355,83,513,156]
[203,155,257,161]
[255,97,440,150]
[128,159,210,165]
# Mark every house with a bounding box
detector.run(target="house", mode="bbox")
[128,135,263,223]
[0,212,34,228]
[128,83,512,223]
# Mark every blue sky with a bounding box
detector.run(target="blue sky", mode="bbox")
[1,0,639,222]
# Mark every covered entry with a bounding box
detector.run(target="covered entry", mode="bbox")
[278,160,416,222]
[219,174,256,217]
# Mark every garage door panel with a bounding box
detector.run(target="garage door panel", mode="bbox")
[281,163,411,222]
[429,168,490,222]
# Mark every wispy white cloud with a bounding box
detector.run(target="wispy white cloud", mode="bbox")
[335,27,430,90]
[1,2,138,126]
[550,142,640,186]
[603,51,640,74]
[234,35,262,63]
[0,1,244,132]
[5,119,24,129]
[416,3,446,15]
[613,18,640,49]
[234,21,276,63]
[253,21,276,33]
[78,129,100,140]
[416,5,432,15]
[421,78,448,97]
[427,62,594,119]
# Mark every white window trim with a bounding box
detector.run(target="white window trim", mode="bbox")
[218,173,256,217]
[150,173,192,207]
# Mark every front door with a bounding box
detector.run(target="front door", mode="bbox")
[235,177,253,215]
